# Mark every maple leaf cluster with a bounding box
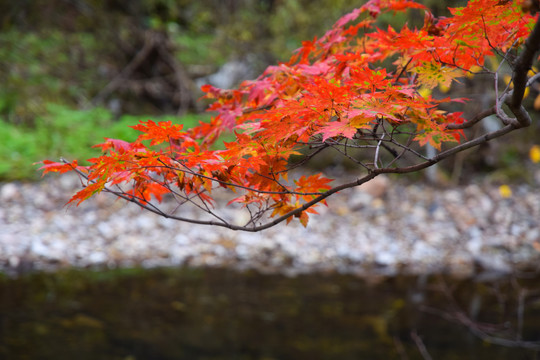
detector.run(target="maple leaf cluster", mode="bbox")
[40,0,538,230]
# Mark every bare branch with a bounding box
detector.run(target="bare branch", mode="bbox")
[446,106,496,130]
[507,16,540,127]
[410,331,433,360]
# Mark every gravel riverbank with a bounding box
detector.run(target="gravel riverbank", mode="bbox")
[1,173,540,277]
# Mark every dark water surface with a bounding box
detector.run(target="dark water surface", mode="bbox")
[1,266,540,359]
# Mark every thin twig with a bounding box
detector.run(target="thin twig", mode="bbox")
[411,331,433,360]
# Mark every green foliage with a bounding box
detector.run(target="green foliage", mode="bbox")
[0,104,211,181]
[0,122,39,180]
[267,0,356,56]
[0,29,106,125]
[173,33,227,67]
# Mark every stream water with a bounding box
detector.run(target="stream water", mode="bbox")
[1,266,540,359]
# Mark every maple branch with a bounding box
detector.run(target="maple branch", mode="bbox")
[330,144,373,170]
[45,0,540,232]
[109,189,231,227]
[125,115,521,232]
[65,116,517,232]
[394,57,413,85]
[507,16,540,127]
[410,330,433,360]
[71,165,233,227]
[287,144,329,170]
[242,123,516,230]
[385,133,416,168]
[385,137,429,163]
[374,134,385,168]
[480,15,506,60]
[179,124,518,231]
[378,124,516,174]
[446,106,496,130]
[159,160,324,197]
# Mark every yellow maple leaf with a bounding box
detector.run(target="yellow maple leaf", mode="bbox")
[413,62,463,89]
[530,145,540,163]
[417,87,432,99]
[499,184,512,198]
[466,65,483,79]
[534,94,540,111]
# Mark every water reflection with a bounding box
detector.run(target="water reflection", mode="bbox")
[1,267,539,359]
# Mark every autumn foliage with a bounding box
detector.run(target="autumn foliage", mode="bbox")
[40,0,540,231]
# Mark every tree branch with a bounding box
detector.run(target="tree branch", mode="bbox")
[507,16,540,127]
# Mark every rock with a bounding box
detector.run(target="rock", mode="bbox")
[356,175,390,198]
[195,59,255,89]
[1,173,540,277]
[88,251,107,264]
[97,222,115,239]
[31,239,51,258]
[0,183,19,202]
